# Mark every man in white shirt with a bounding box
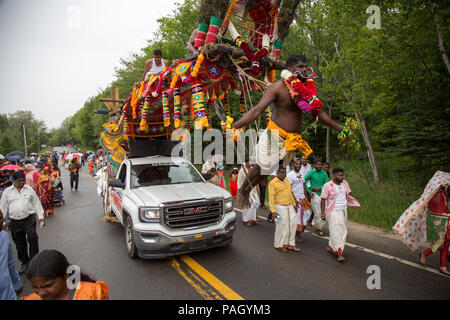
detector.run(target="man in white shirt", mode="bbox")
[320,167,360,262]
[0,171,45,273]
[299,155,312,188]
[287,159,311,243]
[141,49,169,81]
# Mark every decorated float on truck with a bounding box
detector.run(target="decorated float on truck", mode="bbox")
[96,0,356,190]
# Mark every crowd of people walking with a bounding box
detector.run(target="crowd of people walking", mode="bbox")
[0,149,109,300]
[207,155,361,262]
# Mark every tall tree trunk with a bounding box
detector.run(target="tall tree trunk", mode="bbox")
[353,111,380,183]
[428,0,450,75]
[330,43,381,182]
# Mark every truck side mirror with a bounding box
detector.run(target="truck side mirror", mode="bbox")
[202,173,211,181]
[109,179,125,189]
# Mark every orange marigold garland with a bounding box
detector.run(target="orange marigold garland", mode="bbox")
[162,91,171,127]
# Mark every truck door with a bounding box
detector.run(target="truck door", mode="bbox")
[111,163,127,220]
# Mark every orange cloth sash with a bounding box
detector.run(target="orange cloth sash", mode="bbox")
[266,120,313,158]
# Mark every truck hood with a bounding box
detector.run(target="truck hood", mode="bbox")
[130,182,231,206]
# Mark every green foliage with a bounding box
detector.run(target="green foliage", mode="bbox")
[0,110,49,155]
[40,0,447,182]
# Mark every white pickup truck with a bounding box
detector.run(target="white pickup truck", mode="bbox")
[102,149,236,259]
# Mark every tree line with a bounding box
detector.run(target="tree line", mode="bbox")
[4,0,448,181]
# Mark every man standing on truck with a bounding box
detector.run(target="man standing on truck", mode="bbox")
[141,49,169,81]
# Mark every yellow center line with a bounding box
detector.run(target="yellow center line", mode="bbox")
[179,255,245,300]
[169,257,217,300]
[84,173,97,185]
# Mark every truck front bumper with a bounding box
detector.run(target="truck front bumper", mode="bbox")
[133,217,236,259]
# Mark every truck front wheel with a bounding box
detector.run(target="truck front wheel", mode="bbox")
[125,215,138,259]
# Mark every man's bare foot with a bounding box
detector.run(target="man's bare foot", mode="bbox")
[287,246,301,252]
[274,247,287,252]
[243,221,252,227]
[337,255,346,262]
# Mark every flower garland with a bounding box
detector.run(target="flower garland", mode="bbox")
[139,96,152,131]
[173,88,183,129]
[191,79,208,130]
[162,91,171,127]
[122,97,131,141]
[191,53,205,78]
[281,70,323,115]
[337,117,358,147]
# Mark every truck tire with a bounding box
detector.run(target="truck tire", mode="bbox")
[125,215,138,259]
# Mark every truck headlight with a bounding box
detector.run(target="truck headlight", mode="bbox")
[224,198,233,213]
[139,207,161,223]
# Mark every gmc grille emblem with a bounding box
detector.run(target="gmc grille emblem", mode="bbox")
[184,206,208,215]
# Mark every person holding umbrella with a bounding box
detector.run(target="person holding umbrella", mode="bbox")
[68,159,81,191]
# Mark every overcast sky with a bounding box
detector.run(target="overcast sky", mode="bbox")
[0,0,179,130]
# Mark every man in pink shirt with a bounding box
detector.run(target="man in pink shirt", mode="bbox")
[320,167,360,262]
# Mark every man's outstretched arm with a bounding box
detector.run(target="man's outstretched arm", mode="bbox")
[232,82,278,129]
[317,110,342,132]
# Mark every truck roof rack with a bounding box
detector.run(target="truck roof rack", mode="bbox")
[127,140,183,158]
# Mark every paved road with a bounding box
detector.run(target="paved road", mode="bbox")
[15,165,450,300]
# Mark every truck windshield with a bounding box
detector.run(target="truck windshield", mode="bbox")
[130,162,204,188]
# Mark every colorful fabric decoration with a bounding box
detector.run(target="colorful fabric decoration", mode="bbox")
[191,80,209,130]
[139,96,152,131]
[247,0,278,48]
[100,120,126,177]
[337,117,358,146]
[393,171,450,251]
[206,16,223,44]
[162,91,171,127]
[173,88,183,129]
[194,23,209,48]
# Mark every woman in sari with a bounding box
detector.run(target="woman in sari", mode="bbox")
[51,164,64,205]
[393,171,450,275]
[419,185,450,275]
[24,164,39,193]
[216,163,226,189]
[37,164,54,216]
[229,168,239,198]
[20,250,109,300]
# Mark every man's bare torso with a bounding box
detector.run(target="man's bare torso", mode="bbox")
[271,80,303,133]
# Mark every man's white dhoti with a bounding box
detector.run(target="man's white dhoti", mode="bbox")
[256,128,295,176]
[328,209,348,252]
[274,204,297,248]
[242,190,260,222]
[296,206,311,227]
[311,194,326,230]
